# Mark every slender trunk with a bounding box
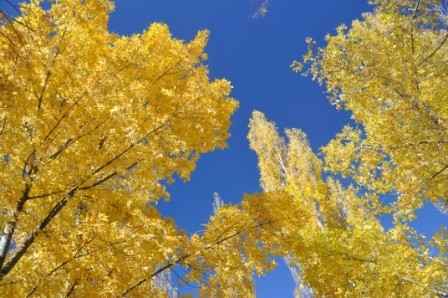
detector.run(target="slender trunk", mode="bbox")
[0,184,31,269]
[0,185,78,279]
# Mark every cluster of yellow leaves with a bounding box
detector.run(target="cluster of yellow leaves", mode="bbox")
[196,0,448,297]
[299,0,448,215]
[0,0,236,295]
[184,2,448,296]
[213,111,446,297]
[196,0,447,296]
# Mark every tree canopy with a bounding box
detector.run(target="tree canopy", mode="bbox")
[0,0,237,295]
[295,0,448,216]
[0,0,447,296]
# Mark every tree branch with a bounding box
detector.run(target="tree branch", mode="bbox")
[121,218,279,296]
[90,115,174,178]
[418,33,448,67]
[0,185,79,279]
[428,164,448,182]
[25,285,38,298]
[0,183,31,269]
[121,255,187,297]
[64,281,78,297]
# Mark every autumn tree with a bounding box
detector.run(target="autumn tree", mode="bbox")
[1,0,447,296]
[0,0,237,295]
[187,108,445,296]
[244,111,447,296]
[196,0,447,296]
[294,0,448,216]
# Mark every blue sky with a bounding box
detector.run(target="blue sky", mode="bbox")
[108,0,371,231]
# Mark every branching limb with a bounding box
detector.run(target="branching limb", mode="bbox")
[418,33,448,67]
[0,185,79,279]
[0,183,31,269]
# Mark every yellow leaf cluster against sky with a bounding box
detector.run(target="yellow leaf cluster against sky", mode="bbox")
[0,0,237,295]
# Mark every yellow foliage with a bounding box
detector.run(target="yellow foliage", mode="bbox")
[195,2,448,288]
[0,0,236,295]
[238,111,447,296]
[1,0,446,296]
[301,0,448,214]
